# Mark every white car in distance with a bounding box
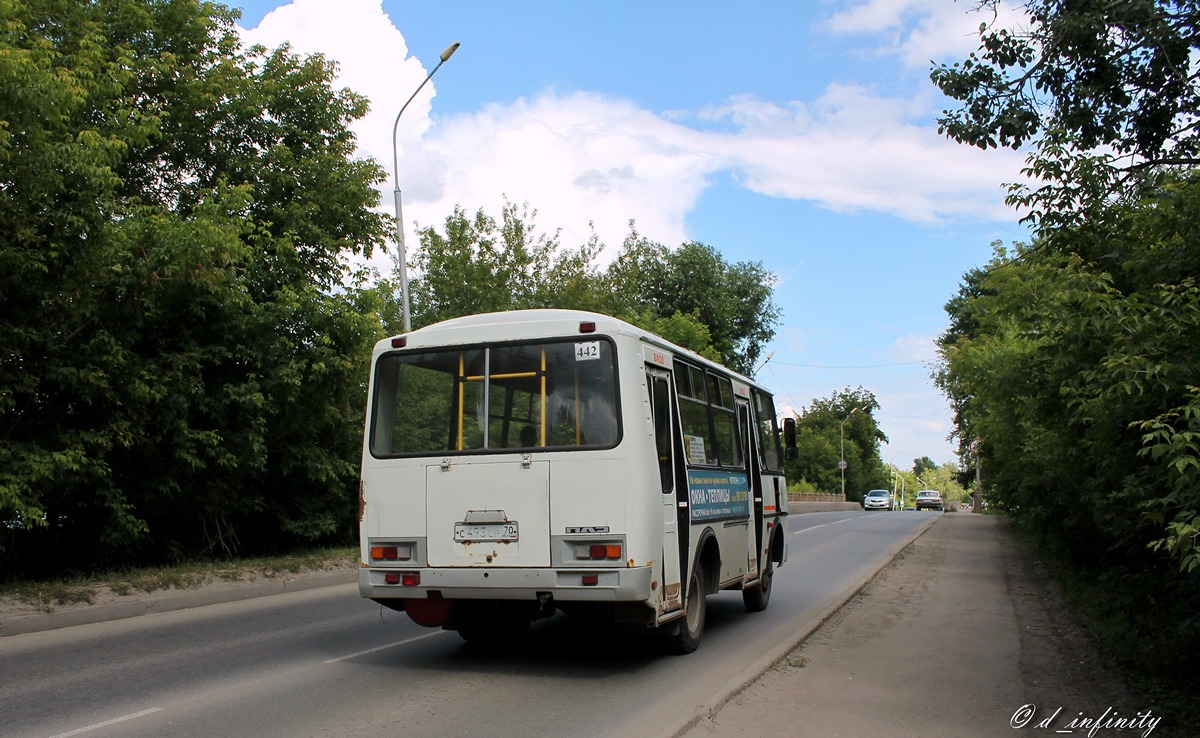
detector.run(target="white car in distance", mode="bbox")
[863,489,894,511]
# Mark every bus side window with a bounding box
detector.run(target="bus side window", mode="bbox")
[647,371,674,494]
[752,390,783,471]
[709,374,742,468]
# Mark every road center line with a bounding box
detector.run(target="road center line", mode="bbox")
[324,630,448,663]
[48,707,164,738]
[791,516,857,536]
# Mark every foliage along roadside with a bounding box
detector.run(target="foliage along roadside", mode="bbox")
[1,1,391,578]
[0,4,784,581]
[403,202,780,376]
[932,0,1200,702]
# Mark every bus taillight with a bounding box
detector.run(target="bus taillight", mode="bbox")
[370,543,413,561]
[581,543,621,560]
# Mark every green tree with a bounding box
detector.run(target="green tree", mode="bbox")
[620,309,722,363]
[406,201,604,329]
[934,183,1200,684]
[0,0,390,575]
[934,0,1200,576]
[909,462,967,506]
[784,388,888,500]
[934,3,1200,701]
[931,0,1200,229]
[603,225,780,374]
[912,456,937,478]
[403,208,780,372]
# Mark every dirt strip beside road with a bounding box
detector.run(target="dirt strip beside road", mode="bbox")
[683,514,1157,738]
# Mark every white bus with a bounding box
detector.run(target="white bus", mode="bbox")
[358,310,795,653]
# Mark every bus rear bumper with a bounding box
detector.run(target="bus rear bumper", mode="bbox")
[358,565,654,603]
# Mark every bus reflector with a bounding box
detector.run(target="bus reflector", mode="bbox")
[581,574,599,586]
[579,321,596,334]
[391,337,407,348]
[385,573,400,584]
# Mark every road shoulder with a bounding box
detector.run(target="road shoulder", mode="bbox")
[683,514,1141,737]
[0,567,356,636]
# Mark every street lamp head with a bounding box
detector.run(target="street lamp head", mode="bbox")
[440,41,461,62]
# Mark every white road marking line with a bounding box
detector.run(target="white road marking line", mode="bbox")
[324,630,448,663]
[791,516,857,535]
[48,707,164,738]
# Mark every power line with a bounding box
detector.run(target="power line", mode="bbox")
[771,360,932,369]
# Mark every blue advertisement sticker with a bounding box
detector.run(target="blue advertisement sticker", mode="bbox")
[687,470,751,522]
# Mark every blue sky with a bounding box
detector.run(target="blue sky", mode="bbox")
[229,0,1030,468]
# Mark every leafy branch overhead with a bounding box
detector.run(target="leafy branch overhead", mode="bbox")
[931,0,1200,226]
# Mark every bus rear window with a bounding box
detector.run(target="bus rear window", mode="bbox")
[370,339,619,456]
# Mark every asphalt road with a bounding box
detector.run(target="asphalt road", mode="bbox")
[0,510,938,738]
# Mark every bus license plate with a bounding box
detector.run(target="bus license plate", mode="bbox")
[454,522,519,542]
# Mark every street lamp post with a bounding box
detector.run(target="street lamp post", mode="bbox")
[887,449,904,511]
[391,41,460,333]
[840,407,862,500]
[897,471,911,510]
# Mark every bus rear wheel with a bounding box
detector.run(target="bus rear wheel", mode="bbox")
[664,563,706,655]
[742,552,774,612]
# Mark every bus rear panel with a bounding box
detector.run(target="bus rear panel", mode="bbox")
[358,310,789,651]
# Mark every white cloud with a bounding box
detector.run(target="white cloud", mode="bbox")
[412,92,719,254]
[238,0,434,171]
[824,0,1029,70]
[891,332,940,363]
[237,0,1025,273]
[878,385,958,465]
[702,85,1024,222]
[417,82,1024,253]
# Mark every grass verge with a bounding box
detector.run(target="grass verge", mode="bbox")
[1020,531,1200,735]
[0,546,357,612]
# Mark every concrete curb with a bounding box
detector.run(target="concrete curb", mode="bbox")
[0,569,356,637]
[788,501,863,513]
[666,514,944,738]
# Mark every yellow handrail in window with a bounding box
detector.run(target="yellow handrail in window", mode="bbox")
[540,348,547,446]
[456,352,465,450]
[453,350,549,450]
[574,367,581,445]
[464,372,537,381]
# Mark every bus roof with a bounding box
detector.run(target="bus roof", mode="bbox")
[378,309,759,387]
